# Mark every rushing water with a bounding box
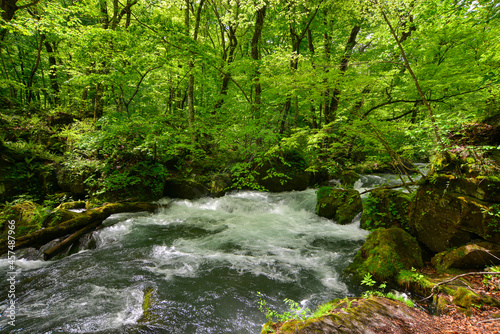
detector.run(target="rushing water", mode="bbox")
[1,189,369,333]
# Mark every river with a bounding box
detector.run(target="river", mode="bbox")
[1,189,370,333]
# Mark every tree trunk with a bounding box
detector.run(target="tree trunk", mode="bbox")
[185,0,204,127]
[251,5,266,114]
[214,25,237,110]
[94,82,104,121]
[324,25,360,124]
[44,40,60,105]
[379,6,443,149]
[26,34,45,104]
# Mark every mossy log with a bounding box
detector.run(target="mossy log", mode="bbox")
[0,202,164,257]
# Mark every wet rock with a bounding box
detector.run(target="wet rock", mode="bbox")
[346,227,423,282]
[78,231,98,251]
[409,179,500,253]
[360,189,411,231]
[424,174,500,203]
[14,247,43,261]
[164,179,209,199]
[139,287,157,323]
[316,187,362,225]
[431,242,500,272]
[262,296,440,334]
[207,174,232,197]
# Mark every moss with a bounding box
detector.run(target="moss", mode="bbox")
[433,295,451,315]
[139,287,156,323]
[397,269,433,296]
[453,287,482,308]
[316,188,362,225]
[452,287,500,309]
[347,227,423,282]
[0,201,51,238]
[339,170,360,189]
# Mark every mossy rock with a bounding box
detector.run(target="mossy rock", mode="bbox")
[453,287,500,309]
[431,242,500,273]
[409,181,500,253]
[0,201,50,238]
[207,174,232,197]
[56,201,86,211]
[56,164,95,197]
[139,287,157,323]
[425,174,500,203]
[262,296,440,334]
[316,187,362,225]
[360,189,412,231]
[347,227,423,282]
[338,170,360,189]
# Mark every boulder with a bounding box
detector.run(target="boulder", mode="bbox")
[261,296,441,334]
[346,227,423,282]
[207,174,232,197]
[425,174,500,203]
[409,180,500,253]
[452,287,500,309]
[57,165,92,197]
[431,242,500,272]
[338,170,360,189]
[316,187,362,225]
[164,179,209,199]
[360,189,411,231]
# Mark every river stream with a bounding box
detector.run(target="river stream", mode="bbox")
[1,188,373,333]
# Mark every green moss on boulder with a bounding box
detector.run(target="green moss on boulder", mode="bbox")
[453,287,500,309]
[338,170,360,189]
[431,242,500,273]
[347,227,423,282]
[316,187,362,225]
[262,296,440,334]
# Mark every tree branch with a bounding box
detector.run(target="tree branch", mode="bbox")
[17,0,40,10]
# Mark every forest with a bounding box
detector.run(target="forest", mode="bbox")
[1,0,500,333]
[0,0,498,200]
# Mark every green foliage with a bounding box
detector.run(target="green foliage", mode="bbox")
[361,195,383,230]
[230,161,266,191]
[361,273,415,308]
[87,161,168,201]
[481,204,500,233]
[257,292,311,324]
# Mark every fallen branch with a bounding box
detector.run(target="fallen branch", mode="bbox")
[0,202,166,256]
[420,271,500,302]
[477,318,500,324]
[360,182,419,194]
[43,220,102,260]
